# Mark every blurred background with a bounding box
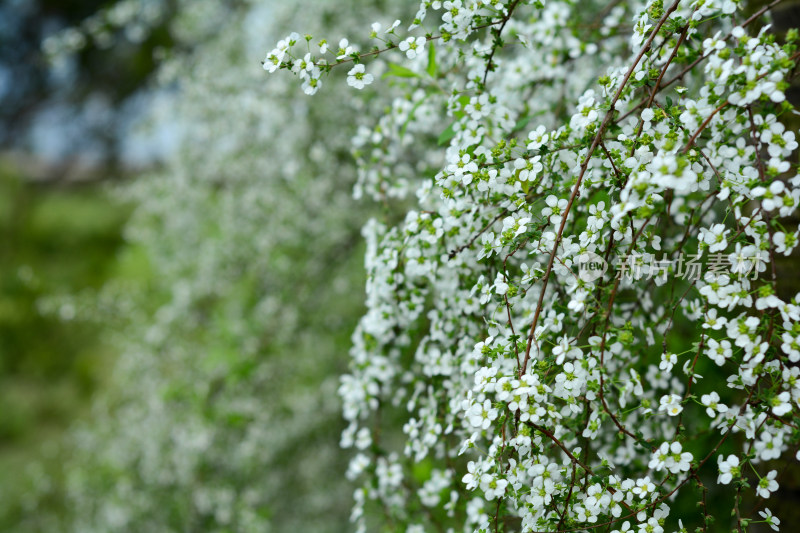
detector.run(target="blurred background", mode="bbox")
[0,0,169,520]
[0,0,412,531]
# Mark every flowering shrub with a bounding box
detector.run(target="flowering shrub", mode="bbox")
[267,0,800,531]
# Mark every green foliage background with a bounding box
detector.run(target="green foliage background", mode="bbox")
[0,167,130,527]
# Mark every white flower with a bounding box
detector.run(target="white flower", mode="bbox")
[773,231,798,256]
[462,461,480,490]
[479,473,508,500]
[770,391,792,417]
[337,38,356,59]
[513,157,541,182]
[494,272,509,295]
[301,68,322,95]
[755,430,783,462]
[570,90,599,130]
[781,332,800,362]
[528,473,556,507]
[588,202,607,222]
[752,181,786,212]
[399,36,426,59]
[542,195,568,225]
[717,455,740,485]
[669,442,693,473]
[447,153,478,184]
[555,362,586,393]
[706,338,732,366]
[756,470,779,498]
[347,64,374,89]
[649,442,692,473]
[631,477,655,498]
[700,392,727,417]
[659,352,677,373]
[552,335,579,365]
[759,508,781,531]
[703,308,726,330]
[659,394,683,416]
[527,125,550,150]
[648,443,670,471]
[701,223,730,253]
[346,453,371,480]
[467,400,498,430]
[262,48,286,73]
[292,52,315,75]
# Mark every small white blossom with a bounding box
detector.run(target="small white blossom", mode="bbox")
[347,64,374,89]
[717,455,740,485]
[659,352,677,373]
[398,36,426,59]
[756,470,779,499]
[759,508,781,531]
[659,394,683,416]
[700,392,727,417]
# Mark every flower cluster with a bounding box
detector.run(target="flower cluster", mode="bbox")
[269,0,800,531]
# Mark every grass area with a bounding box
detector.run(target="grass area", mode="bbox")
[0,163,133,526]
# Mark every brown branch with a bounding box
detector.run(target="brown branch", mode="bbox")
[482,0,523,87]
[448,209,508,259]
[527,422,633,513]
[519,0,683,379]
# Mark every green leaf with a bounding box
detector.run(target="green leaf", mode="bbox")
[382,63,420,79]
[514,114,531,131]
[452,94,470,120]
[427,42,437,77]
[437,121,456,146]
